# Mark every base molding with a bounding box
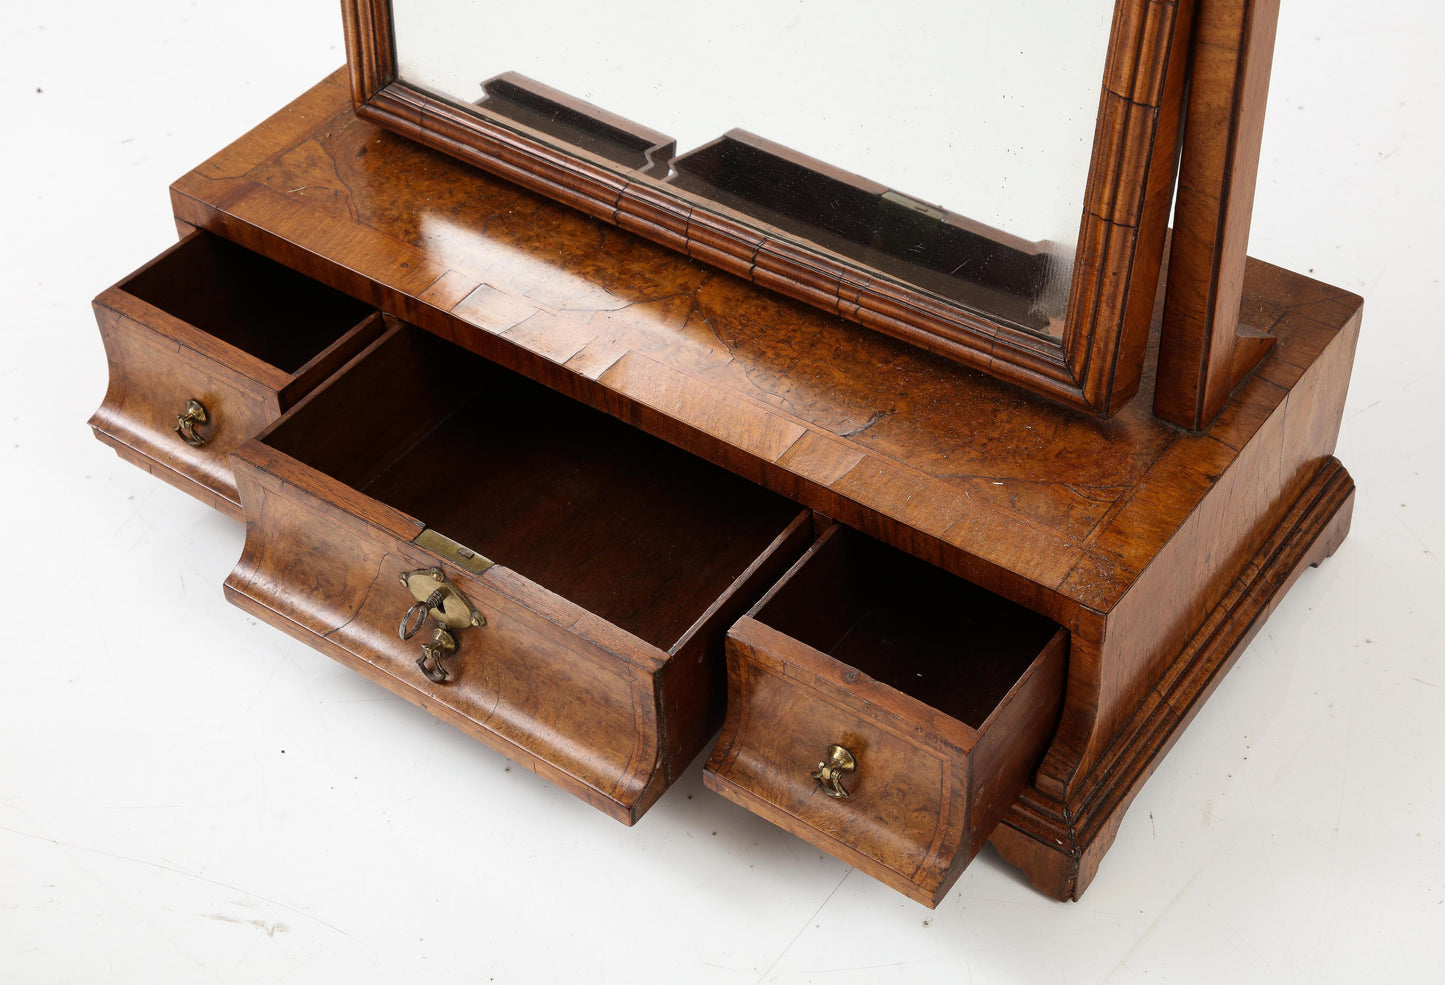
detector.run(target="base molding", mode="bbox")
[991,457,1355,900]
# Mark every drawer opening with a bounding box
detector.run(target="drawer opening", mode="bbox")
[120,233,374,373]
[754,527,1061,728]
[266,327,805,652]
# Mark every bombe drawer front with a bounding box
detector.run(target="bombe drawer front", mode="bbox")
[89,230,381,514]
[705,526,1067,907]
[225,323,812,823]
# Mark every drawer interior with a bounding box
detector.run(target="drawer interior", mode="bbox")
[754,527,1061,727]
[265,326,805,651]
[120,233,374,373]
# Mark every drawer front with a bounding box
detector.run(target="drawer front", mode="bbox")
[708,620,1066,906]
[91,293,281,514]
[225,458,671,822]
[712,629,965,892]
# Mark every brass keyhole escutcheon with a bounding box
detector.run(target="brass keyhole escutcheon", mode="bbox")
[174,398,210,446]
[811,744,857,798]
[398,568,484,684]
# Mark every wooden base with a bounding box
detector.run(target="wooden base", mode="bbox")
[992,457,1355,899]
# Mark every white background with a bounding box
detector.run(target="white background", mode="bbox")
[2,2,1442,982]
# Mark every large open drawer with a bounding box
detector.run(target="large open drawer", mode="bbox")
[225,323,812,822]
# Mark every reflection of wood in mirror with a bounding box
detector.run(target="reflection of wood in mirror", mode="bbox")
[669,132,1062,333]
[475,73,676,177]
[474,74,1062,333]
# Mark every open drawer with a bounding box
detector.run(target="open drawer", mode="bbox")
[225,323,812,823]
[703,526,1067,906]
[89,230,381,515]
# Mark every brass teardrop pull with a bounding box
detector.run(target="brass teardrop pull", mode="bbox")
[417,627,457,683]
[811,744,857,798]
[173,398,210,446]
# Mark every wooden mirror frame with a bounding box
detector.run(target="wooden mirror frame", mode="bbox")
[342,0,1194,416]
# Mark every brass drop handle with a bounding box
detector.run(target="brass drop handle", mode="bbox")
[417,627,458,683]
[811,744,857,798]
[173,398,210,446]
[398,568,485,685]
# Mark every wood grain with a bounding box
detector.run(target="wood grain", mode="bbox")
[1155,0,1283,429]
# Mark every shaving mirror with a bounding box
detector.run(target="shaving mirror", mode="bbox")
[344,0,1191,414]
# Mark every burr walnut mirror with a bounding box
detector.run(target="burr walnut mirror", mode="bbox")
[343,0,1192,415]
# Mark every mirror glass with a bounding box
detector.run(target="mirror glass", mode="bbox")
[392,0,1114,338]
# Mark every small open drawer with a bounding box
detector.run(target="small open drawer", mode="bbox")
[225,323,812,823]
[88,230,381,515]
[704,526,1067,906]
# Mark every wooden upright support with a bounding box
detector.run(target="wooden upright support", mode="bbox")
[1155,0,1282,430]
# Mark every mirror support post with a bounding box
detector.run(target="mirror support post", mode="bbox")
[1155,0,1282,430]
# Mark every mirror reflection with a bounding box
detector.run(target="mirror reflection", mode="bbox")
[393,0,1113,338]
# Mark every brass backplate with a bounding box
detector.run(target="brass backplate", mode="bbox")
[399,567,485,630]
